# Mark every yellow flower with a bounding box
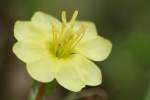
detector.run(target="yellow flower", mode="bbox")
[13,10,112,92]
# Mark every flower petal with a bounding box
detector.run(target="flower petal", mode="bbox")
[74,21,98,42]
[27,55,56,82]
[71,54,102,86]
[56,57,85,92]
[14,21,50,44]
[56,54,101,92]
[76,36,112,61]
[74,55,102,86]
[13,42,48,63]
[31,11,61,33]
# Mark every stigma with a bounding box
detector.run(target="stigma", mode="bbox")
[51,10,85,58]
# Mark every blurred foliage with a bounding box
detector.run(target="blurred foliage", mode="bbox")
[145,85,150,100]
[0,0,149,100]
[28,82,40,100]
[64,88,108,100]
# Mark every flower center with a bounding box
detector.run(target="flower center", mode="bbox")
[51,10,85,58]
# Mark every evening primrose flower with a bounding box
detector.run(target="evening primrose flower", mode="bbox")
[13,10,112,92]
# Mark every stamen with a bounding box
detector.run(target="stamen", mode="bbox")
[61,11,67,25]
[60,11,67,41]
[70,10,78,27]
[51,10,85,58]
[52,24,57,42]
[70,25,85,49]
[52,24,59,55]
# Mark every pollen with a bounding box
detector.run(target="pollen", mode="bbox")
[51,10,85,58]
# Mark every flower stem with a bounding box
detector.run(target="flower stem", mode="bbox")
[36,83,45,100]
